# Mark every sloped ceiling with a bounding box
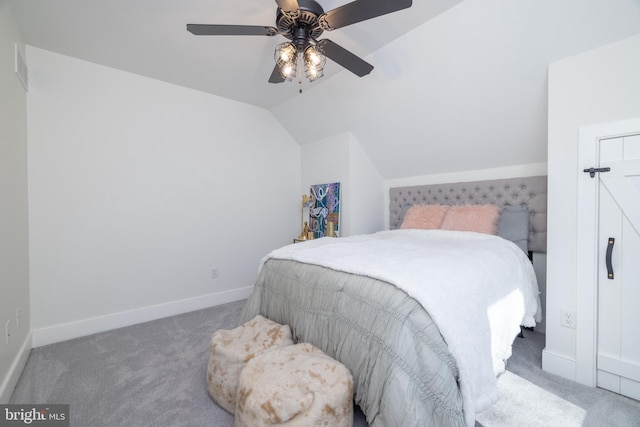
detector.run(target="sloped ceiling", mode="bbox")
[10,0,460,109]
[10,0,640,179]
[275,0,640,178]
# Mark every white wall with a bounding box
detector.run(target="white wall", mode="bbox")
[300,133,384,238]
[0,2,31,403]
[348,135,385,235]
[544,34,640,382]
[26,47,302,346]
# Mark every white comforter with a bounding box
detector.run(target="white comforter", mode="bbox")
[263,229,541,427]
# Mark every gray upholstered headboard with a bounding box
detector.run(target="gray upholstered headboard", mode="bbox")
[389,176,548,253]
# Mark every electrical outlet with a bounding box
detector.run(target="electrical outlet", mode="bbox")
[5,320,10,345]
[211,267,219,279]
[561,309,576,329]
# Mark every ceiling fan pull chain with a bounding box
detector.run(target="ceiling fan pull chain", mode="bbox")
[298,70,303,93]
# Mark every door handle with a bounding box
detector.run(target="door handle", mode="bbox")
[606,238,615,280]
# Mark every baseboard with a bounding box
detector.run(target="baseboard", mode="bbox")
[0,332,32,403]
[32,287,254,348]
[542,347,576,381]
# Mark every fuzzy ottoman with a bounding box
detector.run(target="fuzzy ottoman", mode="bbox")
[235,343,354,427]
[206,315,293,414]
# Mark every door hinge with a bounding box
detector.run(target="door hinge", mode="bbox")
[583,167,611,178]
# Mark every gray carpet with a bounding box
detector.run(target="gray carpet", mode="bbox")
[477,329,640,427]
[10,300,640,426]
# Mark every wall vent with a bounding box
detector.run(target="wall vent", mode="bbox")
[15,44,28,91]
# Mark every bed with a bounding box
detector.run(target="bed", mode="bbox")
[240,176,547,427]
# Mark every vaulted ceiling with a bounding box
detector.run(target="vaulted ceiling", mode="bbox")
[10,0,640,179]
[10,0,459,108]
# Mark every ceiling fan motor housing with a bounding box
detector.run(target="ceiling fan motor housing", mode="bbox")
[276,0,325,48]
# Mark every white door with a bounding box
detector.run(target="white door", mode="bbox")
[596,132,640,400]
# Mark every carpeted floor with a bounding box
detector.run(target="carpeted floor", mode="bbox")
[10,299,640,426]
[477,330,640,426]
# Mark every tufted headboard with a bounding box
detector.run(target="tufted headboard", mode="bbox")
[389,176,548,253]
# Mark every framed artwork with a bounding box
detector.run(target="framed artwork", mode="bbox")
[309,182,340,238]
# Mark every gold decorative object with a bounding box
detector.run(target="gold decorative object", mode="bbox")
[298,194,314,239]
[326,221,335,237]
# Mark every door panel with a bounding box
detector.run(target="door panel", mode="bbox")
[597,133,640,400]
[625,134,640,159]
[601,162,640,234]
[597,174,622,393]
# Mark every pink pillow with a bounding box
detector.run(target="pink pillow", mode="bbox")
[440,204,500,235]
[400,204,449,230]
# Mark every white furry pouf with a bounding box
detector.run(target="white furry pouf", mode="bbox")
[235,343,354,427]
[206,315,293,414]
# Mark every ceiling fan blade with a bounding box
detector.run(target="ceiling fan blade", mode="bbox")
[320,0,412,30]
[269,65,285,84]
[317,39,373,77]
[187,24,278,36]
[274,0,300,13]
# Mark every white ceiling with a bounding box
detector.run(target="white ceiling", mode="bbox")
[10,0,460,109]
[10,0,640,179]
[271,0,640,178]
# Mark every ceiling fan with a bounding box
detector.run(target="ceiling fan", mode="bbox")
[187,0,412,84]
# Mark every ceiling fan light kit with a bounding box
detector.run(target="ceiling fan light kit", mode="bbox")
[187,0,412,85]
[274,42,297,80]
[303,45,326,81]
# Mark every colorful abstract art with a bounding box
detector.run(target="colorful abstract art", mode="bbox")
[309,182,340,238]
